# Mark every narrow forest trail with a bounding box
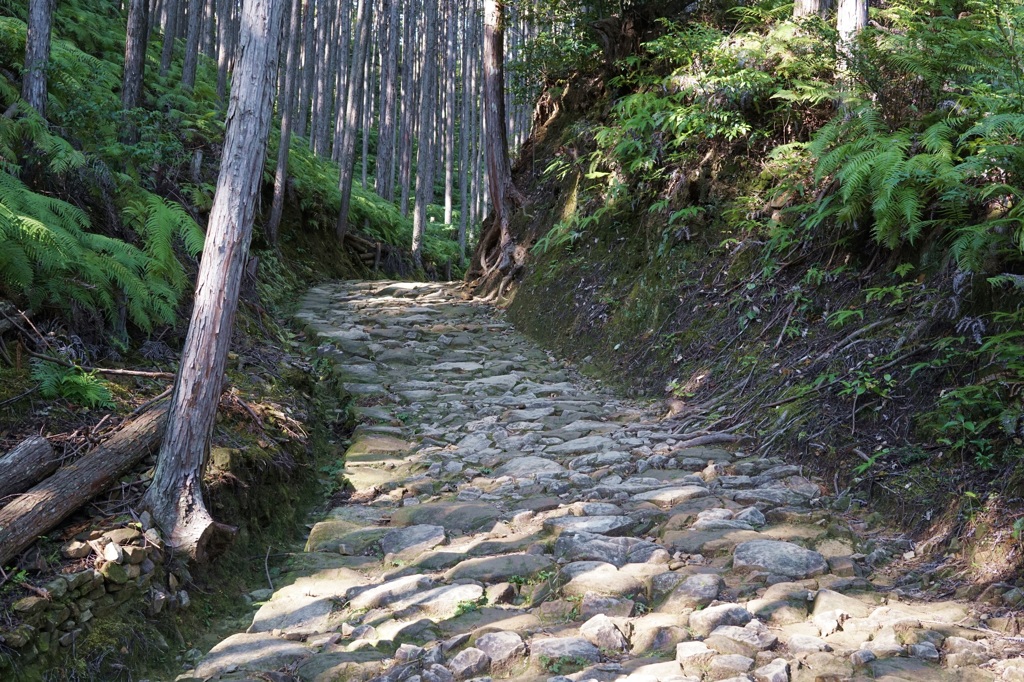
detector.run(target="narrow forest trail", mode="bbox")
[178,281,1024,682]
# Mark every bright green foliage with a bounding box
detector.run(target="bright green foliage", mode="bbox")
[30,359,114,408]
[274,138,463,268]
[0,171,197,331]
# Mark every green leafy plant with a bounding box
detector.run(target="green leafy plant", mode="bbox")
[30,359,114,408]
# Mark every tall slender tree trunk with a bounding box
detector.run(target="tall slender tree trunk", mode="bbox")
[330,0,352,161]
[396,0,417,216]
[475,0,521,280]
[267,0,302,246]
[794,0,829,18]
[160,0,179,76]
[836,0,866,42]
[334,0,371,239]
[201,0,215,56]
[836,0,866,72]
[310,0,335,155]
[457,0,473,265]
[181,0,205,89]
[442,0,457,228]
[361,38,374,189]
[142,0,285,562]
[216,0,235,102]
[374,0,399,200]
[411,0,439,265]
[295,0,315,138]
[122,0,149,112]
[23,0,53,117]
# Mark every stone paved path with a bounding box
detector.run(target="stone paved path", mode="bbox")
[178,281,1024,682]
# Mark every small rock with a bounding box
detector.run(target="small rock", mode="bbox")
[449,647,491,680]
[530,637,601,669]
[103,542,124,564]
[662,573,722,611]
[704,624,776,658]
[709,653,753,680]
[99,561,129,585]
[689,603,752,637]
[850,649,876,667]
[908,641,939,661]
[61,541,91,559]
[676,641,716,676]
[396,643,425,662]
[752,658,789,682]
[580,614,628,651]
[475,631,526,672]
[733,541,827,580]
[381,525,446,559]
[787,634,830,654]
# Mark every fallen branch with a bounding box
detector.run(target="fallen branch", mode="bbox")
[0,406,167,567]
[25,349,175,379]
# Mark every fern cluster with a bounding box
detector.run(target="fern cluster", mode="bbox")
[30,359,114,408]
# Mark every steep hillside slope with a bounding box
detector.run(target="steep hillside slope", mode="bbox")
[488,1,1024,583]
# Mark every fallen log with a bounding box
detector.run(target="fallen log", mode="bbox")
[0,406,167,567]
[0,436,56,503]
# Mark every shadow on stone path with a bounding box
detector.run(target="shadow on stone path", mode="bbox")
[177,280,1024,682]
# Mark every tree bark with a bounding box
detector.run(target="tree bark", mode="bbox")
[267,0,302,246]
[216,0,235,103]
[121,0,150,141]
[457,0,472,265]
[294,0,315,138]
[310,0,337,156]
[0,436,56,504]
[442,0,457,228]
[836,0,866,72]
[142,0,284,562]
[411,0,439,265]
[476,0,521,279]
[181,0,205,89]
[334,0,371,240]
[0,409,167,568]
[23,0,53,117]
[397,0,418,216]
[794,0,831,18]
[160,0,179,76]
[374,0,399,201]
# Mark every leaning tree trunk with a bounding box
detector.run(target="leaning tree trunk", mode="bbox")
[334,0,371,240]
[410,0,439,265]
[23,0,53,116]
[0,408,167,567]
[469,0,522,291]
[267,0,302,245]
[142,0,284,562]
